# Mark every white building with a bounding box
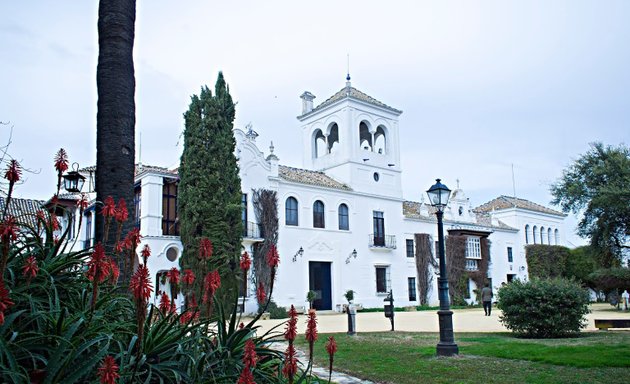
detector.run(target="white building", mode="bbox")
[59,78,567,313]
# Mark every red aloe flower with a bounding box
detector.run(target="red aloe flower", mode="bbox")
[87,243,110,284]
[282,343,298,379]
[239,322,245,329]
[182,269,195,285]
[240,251,251,272]
[284,305,298,342]
[243,339,258,369]
[77,193,89,211]
[124,228,142,249]
[159,292,171,314]
[49,213,60,231]
[325,335,337,356]
[0,216,18,242]
[54,148,69,174]
[236,367,255,384]
[305,309,318,361]
[256,282,266,304]
[101,196,116,218]
[129,265,153,302]
[114,241,124,253]
[180,311,193,324]
[22,256,39,279]
[0,281,15,325]
[97,355,120,384]
[325,336,337,381]
[198,237,213,259]
[107,258,120,285]
[115,199,128,223]
[266,244,279,268]
[167,267,180,284]
[4,159,21,183]
[34,210,45,231]
[202,270,221,304]
[140,244,151,261]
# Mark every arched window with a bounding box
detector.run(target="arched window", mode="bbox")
[525,224,530,244]
[313,129,326,158]
[338,203,349,230]
[547,228,552,245]
[328,123,339,154]
[313,200,325,228]
[285,197,298,226]
[532,225,538,244]
[374,125,387,154]
[554,229,559,245]
[359,121,372,151]
[540,227,545,244]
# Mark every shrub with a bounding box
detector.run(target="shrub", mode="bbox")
[258,300,288,319]
[344,289,355,303]
[525,244,571,278]
[497,278,590,338]
[589,267,630,294]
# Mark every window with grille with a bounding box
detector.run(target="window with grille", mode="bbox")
[285,197,298,226]
[134,184,141,229]
[84,211,92,248]
[162,181,179,236]
[241,193,247,236]
[466,237,481,259]
[408,277,417,301]
[507,246,513,263]
[313,200,325,228]
[338,203,349,230]
[406,239,414,258]
[375,266,390,294]
[373,211,385,246]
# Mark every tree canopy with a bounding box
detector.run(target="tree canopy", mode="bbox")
[178,72,243,314]
[551,142,630,266]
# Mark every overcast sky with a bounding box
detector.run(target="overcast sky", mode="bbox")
[1,1,629,245]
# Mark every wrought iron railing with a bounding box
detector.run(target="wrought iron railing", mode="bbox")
[242,221,263,239]
[369,234,396,249]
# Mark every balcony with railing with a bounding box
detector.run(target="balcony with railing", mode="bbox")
[242,221,264,241]
[368,234,397,250]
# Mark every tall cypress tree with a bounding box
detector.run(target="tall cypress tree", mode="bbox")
[178,72,243,314]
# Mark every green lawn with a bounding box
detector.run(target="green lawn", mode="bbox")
[294,331,630,384]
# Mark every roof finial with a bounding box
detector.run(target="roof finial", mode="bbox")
[346,53,351,86]
[456,178,460,189]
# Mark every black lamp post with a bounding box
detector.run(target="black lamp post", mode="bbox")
[426,178,459,356]
[62,163,86,193]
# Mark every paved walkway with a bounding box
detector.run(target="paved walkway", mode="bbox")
[254,303,629,335]
[256,304,629,384]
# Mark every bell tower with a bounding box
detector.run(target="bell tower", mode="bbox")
[297,76,403,198]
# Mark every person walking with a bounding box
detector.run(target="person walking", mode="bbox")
[481,283,493,316]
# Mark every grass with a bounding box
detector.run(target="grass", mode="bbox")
[294,331,630,384]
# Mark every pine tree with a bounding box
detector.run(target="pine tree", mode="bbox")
[178,73,243,315]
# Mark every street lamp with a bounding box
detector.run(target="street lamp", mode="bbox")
[426,178,459,356]
[62,163,86,193]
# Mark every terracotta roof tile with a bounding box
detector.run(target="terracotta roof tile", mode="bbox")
[278,165,352,191]
[300,86,402,118]
[403,200,517,231]
[474,195,565,216]
[80,164,178,178]
[0,197,46,227]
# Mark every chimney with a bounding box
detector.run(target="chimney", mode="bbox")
[300,91,316,114]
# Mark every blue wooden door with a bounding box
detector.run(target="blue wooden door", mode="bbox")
[309,262,332,310]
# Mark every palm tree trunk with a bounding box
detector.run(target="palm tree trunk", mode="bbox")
[95,0,137,285]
